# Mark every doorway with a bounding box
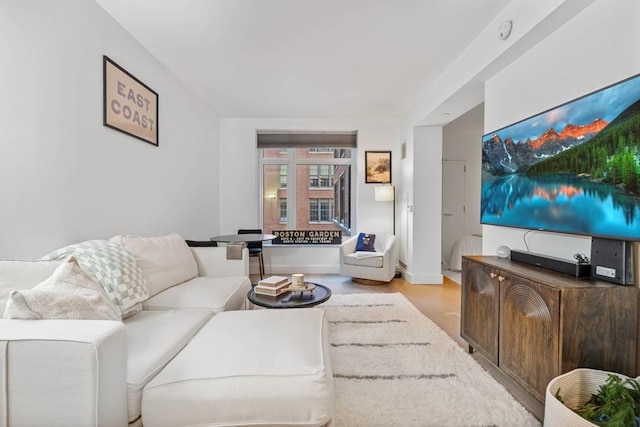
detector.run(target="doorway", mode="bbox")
[442,159,465,271]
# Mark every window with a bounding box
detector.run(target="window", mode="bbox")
[279,165,287,188]
[258,131,356,242]
[279,198,287,223]
[309,198,332,222]
[309,165,332,188]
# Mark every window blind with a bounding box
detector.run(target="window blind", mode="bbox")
[256,130,357,148]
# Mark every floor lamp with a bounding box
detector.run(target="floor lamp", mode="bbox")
[375,184,401,278]
[374,184,395,235]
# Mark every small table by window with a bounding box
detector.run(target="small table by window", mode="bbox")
[210,234,277,244]
[210,233,277,273]
[248,283,331,309]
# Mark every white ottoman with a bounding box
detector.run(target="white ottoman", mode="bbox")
[141,308,334,427]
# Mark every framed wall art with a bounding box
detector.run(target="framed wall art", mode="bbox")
[103,56,159,146]
[365,151,391,183]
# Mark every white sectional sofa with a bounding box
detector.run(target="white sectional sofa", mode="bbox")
[0,233,334,427]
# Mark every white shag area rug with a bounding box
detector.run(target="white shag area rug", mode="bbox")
[322,293,541,427]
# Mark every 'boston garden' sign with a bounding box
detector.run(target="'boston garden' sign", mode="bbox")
[272,230,341,245]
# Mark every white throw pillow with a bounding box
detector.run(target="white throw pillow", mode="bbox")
[43,240,149,316]
[111,233,198,298]
[0,259,61,314]
[4,257,121,321]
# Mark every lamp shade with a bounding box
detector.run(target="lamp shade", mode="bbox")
[374,185,395,202]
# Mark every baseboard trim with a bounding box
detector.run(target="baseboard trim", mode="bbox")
[404,272,444,285]
[259,265,340,275]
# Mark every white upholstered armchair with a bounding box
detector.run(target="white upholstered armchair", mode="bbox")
[339,232,397,284]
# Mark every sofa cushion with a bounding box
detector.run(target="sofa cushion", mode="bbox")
[0,259,61,314]
[344,252,384,268]
[43,240,149,317]
[124,309,213,424]
[4,257,121,321]
[112,233,198,298]
[142,308,334,427]
[142,276,250,313]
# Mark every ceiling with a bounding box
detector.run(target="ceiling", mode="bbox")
[96,0,510,119]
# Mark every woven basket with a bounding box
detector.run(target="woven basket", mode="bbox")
[544,368,635,427]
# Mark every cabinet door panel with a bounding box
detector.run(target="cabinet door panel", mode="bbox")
[461,259,499,364]
[500,277,560,402]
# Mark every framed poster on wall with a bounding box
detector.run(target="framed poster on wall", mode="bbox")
[103,56,159,146]
[365,151,391,183]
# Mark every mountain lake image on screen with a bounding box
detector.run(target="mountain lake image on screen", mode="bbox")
[481,74,640,240]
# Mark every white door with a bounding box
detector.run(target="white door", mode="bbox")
[442,160,465,268]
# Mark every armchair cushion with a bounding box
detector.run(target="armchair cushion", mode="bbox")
[344,252,384,268]
[355,233,376,252]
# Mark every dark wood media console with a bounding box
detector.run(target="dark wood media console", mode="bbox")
[461,255,638,406]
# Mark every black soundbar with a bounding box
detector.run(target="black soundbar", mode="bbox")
[510,249,591,277]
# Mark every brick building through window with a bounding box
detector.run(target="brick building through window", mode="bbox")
[258,131,356,242]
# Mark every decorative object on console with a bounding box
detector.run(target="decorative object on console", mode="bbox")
[103,56,158,146]
[496,245,511,258]
[365,151,391,184]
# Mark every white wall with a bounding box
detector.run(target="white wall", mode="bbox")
[0,0,220,259]
[219,118,399,274]
[409,126,443,284]
[483,0,640,260]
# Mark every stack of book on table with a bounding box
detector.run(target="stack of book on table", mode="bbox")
[254,275,291,297]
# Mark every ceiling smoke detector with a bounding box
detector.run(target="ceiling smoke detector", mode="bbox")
[497,20,512,40]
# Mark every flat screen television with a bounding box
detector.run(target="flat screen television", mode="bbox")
[481,74,640,241]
